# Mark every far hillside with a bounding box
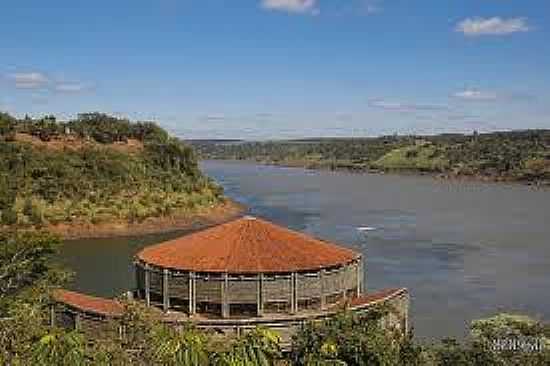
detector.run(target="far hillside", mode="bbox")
[0,112,231,235]
[192,131,550,184]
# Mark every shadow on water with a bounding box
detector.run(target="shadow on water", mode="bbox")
[59,230,192,298]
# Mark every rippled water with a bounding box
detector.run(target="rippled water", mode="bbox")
[60,160,550,340]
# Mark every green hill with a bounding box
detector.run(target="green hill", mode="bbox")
[0,112,224,229]
[193,131,550,184]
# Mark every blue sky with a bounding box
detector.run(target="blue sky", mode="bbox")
[1,0,549,139]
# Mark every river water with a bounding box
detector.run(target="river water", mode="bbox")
[60,160,550,340]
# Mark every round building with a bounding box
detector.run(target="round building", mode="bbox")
[134,216,363,318]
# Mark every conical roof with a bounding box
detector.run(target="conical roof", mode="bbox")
[137,216,359,273]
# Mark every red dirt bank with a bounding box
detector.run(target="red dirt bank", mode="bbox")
[47,199,246,240]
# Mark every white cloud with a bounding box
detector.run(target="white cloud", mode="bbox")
[369,100,405,110]
[369,99,448,112]
[10,72,49,89]
[200,114,227,122]
[357,0,381,15]
[54,82,90,93]
[261,0,319,15]
[456,17,530,36]
[453,89,498,101]
[5,70,92,94]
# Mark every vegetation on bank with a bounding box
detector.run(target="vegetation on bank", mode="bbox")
[192,130,550,184]
[1,230,549,365]
[0,112,224,229]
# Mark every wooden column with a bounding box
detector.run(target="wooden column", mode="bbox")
[319,269,326,310]
[221,273,230,318]
[74,313,81,331]
[163,269,170,312]
[295,273,299,313]
[289,274,294,314]
[134,263,141,299]
[356,258,362,296]
[257,274,264,317]
[290,272,298,314]
[360,257,366,293]
[188,272,195,315]
[144,264,151,307]
[341,266,347,301]
[49,304,56,327]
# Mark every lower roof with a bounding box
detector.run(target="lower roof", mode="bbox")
[52,289,124,317]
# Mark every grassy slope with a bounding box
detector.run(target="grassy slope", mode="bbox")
[0,120,225,229]
[373,145,450,172]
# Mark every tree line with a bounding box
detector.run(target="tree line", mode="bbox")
[192,130,550,183]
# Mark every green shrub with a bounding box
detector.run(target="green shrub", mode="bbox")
[1,207,18,225]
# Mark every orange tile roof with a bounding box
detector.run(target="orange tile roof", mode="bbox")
[52,289,124,317]
[137,216,359,273]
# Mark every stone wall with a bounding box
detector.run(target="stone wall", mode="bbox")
[52,305,121,339]
[172,288,410,350]
[51,287,409,352]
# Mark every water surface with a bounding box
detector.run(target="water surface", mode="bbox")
[61,160,550,340]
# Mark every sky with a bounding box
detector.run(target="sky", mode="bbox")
[1,0,549,140]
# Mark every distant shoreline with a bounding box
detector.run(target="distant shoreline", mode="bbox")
[46,199,246,240]
[205,158,550,188]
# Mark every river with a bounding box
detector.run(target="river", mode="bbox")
[60,160,550,340]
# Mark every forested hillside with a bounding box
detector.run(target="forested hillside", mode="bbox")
[193,130,550,184]
[0,112,224,229]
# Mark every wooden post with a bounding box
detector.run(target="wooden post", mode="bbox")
[341,266,347,301]
[361,257,366,292]
[257,274,264,317]
[74,313,81,331]
[188,272,195,315]
[295,273,299,313]
[319,269,326,310]
[221,273,230,318]
[145,264,151,307]
[404,295,409,334]
[163,269,170,312]
[50,304,56,327]
[289,274,294,314]
[290,272,298,314]
[134,262,141,299]
[356,258,362,297]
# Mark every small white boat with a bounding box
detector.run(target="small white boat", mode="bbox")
[357,226,377,232]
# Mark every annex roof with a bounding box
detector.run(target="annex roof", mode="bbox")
[52,289,124,317]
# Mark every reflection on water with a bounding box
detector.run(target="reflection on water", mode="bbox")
[61,160,550,340]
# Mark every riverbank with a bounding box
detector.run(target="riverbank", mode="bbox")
[192,131,550,186]
[46,199,246,240]
[218,158,550,188]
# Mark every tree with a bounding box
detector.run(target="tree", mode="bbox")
[290,310,417,366]
[0,112,16,141]
[210,327,281,366]
[149,325,209,366]
[0,230,68,312]
[29,331,88,366]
